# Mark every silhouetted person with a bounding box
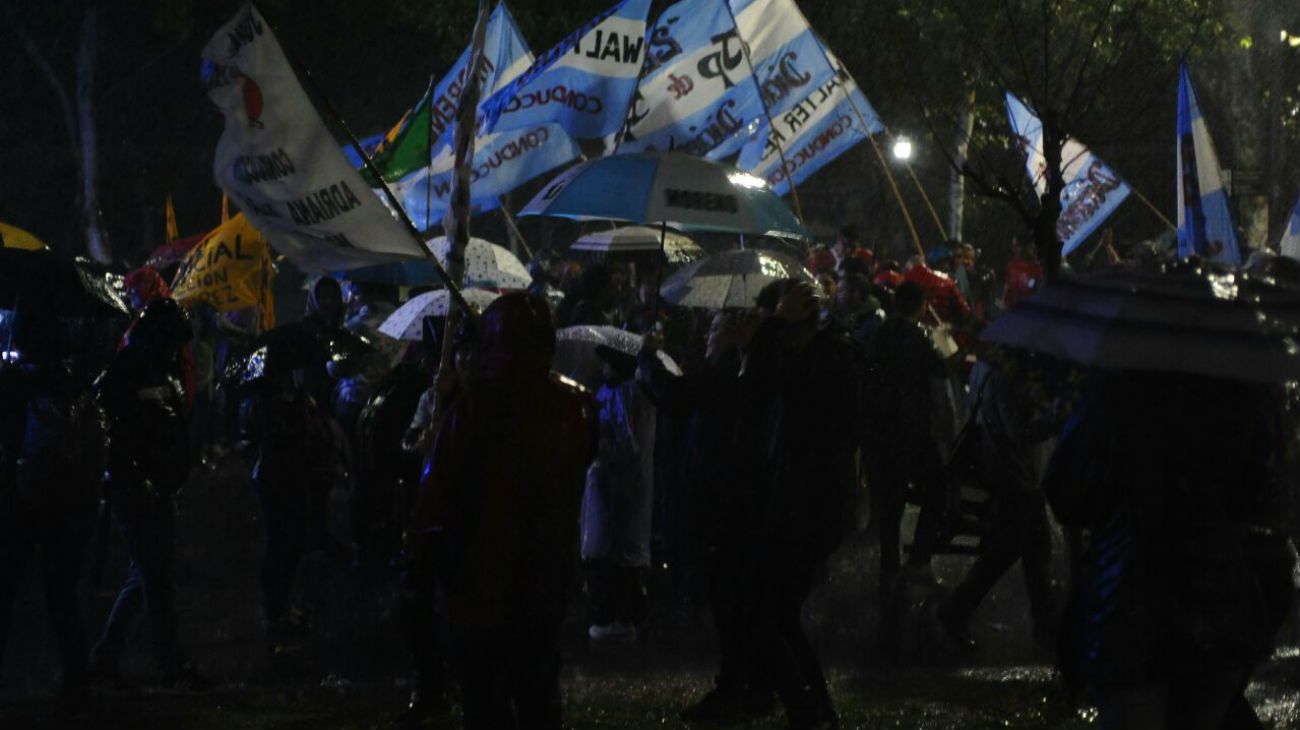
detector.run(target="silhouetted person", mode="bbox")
[411,294,596,730]
[90,299,211,690]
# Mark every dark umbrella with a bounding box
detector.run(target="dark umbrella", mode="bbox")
[0,248,129,317]
[222,321,376,387]
[981,261,1300,382]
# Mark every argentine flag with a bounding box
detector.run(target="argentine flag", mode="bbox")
[1176,63,1241,265]
[1281,194,1300,261]
[1005,93,1130,256]
[481,0,652,140]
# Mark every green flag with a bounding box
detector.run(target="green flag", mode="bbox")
[363,83,433,185]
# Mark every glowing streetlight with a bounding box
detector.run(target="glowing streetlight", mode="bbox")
[892,136,914,161]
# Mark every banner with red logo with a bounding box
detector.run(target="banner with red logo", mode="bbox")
[201,4,426,272]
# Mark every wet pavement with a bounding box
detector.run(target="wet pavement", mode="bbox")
[2,451,1298,729]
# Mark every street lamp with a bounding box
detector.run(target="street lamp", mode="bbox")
[1283,29,1300,48]
[892,136,914,161]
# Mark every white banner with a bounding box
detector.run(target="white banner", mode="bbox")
[202,5,426,272]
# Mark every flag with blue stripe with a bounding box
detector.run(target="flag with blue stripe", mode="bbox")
[1176,64,1241,265]
[617,0,838,160]
[1006,92,1131,256]
[481,0,652,140]
[1281,194,1300,261]
[735,47,882,195]
[393,122,581,228]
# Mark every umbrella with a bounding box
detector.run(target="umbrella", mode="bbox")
[553,325,681,390]
[378,288,501,341]
[0,221,48,251]
[425,236,532,290]
[570,226,703,264]
[660,249,815,310]
[144,233,205,270]
[519,152,810,242]
[223,322,376,386]
[334,260,445,287]
[980,262,1300,382]
[0,248,129,317]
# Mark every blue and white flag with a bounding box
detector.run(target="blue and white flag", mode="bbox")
[617,0,838,159]
[1280,194,1300,261]
[481,0,652,140]
[427,2,534,150]
[1006,93,1131,256]
[1176,64,1241,265]
[736,48,883,195]
[394,122,581,225]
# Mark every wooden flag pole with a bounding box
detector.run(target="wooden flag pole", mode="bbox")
[1128,185,1177,231]
[497,198,535,261]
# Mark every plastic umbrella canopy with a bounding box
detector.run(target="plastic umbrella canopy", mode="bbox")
[334,260,447,287]
[519,152,810,242]
[570,225,703,264]
[660,249,815,310]
[980,261,1300,382]
[223,322,375,386]
[425,236,532,290]
[553,325,681,390]
[0,248,129,317]
[0,221,47,251]
[378,288,501,341]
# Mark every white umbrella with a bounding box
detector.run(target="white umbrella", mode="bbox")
[660,249,814,310]
[571,226,703,263]
[378,288,501,341]
[425,236,532,290]
[553,325,681,390]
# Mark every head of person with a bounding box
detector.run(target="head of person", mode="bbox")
[839,256,872,278]
[475,292,555,382]
[124,267,171,312]
[706,309,761,363]
[832,225,860,258]
[307,276,344,327]
[958,243,977,268]
[124,298,192,364]
[927,244,954,271]
[578,263,614,306]
[835,273,871,315]
[596,345,637,385]
[893,281,926,321]
[816,272,838,302]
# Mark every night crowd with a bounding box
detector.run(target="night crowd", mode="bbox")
[1,226,1297,730]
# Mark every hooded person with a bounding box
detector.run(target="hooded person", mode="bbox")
[411,293,597,730]
[581,344,655,642]
[90,298,212,690]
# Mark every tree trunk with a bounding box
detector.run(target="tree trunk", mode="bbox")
[77,8,111,264]
[1036,127,1065,281]
[947,90,976,240]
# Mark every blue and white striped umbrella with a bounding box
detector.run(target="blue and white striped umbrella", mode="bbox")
[519,152,810,241]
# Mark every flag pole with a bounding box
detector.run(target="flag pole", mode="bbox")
[497,199,534,261]
[1128,185,1177,232]
[436,0,492,401]
[722,3,806,224]
[258,4,471,315]
[805,31,923,256]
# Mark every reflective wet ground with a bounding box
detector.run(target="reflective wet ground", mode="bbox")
[3,452,1297,729]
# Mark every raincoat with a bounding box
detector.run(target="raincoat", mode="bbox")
[580,379,655,566]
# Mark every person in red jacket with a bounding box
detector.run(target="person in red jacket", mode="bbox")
[902,255,971,326]
[1004,240,1044,310]
[411,293,597,730]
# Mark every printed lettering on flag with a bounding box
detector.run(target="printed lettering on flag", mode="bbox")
[1006,92,1131,256]
[202,4,426,272]
[481,0,652,139]
[617,0,837,159]
[392,123,581,226]
[736,49,883,194]
[172,213,274,321]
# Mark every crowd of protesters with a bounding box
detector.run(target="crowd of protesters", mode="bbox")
[1,224,1296,730]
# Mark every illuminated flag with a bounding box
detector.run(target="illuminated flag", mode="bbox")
[1281,194,1300,261]
[1176,63,1241,265]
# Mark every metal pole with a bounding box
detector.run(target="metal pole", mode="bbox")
[722,2,806,224]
